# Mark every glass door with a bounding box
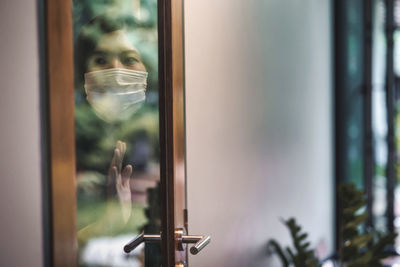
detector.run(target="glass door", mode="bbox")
[72,1,161,266]
[45,0,209,266]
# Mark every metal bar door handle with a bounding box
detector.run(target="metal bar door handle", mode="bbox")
[123,232,161,253]
[176,228,211,255]
[123,230,211,255]
[183,235,211,255]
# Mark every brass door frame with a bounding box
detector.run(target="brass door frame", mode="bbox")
[158,0,187,265]
[44,0,187,266]
[45,1,77,266]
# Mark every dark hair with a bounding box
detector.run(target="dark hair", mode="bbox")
[74,13,138,87]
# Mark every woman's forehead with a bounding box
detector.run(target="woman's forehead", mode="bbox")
[95,30,140,54]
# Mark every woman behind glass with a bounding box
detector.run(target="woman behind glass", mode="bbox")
[74,12,159,264]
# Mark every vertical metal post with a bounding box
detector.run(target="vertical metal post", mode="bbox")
[333,0,345,252]
[363,0,375,230]
[385,0,396,233]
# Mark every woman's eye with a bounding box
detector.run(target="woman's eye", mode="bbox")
[94,56,107,65]
[123,56,139,66]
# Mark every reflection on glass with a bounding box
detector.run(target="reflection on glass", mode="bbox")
[343,0,364,187]
[73,1,160,266]
[372,0,388,233]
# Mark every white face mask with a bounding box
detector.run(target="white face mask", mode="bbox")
[84,68,148,122]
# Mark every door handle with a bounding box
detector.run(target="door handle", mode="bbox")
[123,232,161,253]
[184,235,211,255]
[124,230,211,255]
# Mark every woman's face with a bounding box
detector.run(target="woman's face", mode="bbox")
[86,30,146,72]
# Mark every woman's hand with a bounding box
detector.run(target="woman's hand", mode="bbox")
[108,140,132,224]
[77,141,133,246]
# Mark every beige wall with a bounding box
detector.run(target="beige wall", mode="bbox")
[0,1,43,266]
[184,0,333,266]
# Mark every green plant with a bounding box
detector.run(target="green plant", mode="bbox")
[268,218,321,267]
[337,183,397,267]
[268,183,397,267]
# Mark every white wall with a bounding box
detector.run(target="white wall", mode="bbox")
[0,1,43,266]
[185,0,333,266]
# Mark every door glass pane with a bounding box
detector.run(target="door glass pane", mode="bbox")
[72,1,161,266]
[339,0,364,187]
[372,0,388,233]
